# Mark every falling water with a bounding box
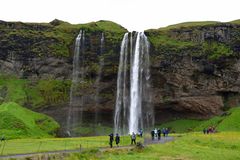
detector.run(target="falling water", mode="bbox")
[66,30,85,136]
[114,32,154,135]
[129,33,141,134]
[114,33,129,135]
[94,33,105,127]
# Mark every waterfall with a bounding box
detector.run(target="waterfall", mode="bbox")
[129,32,141,134]
[94,33,105,127]
[114,33,129,135]
[114,32,154,135]
[66,30,85,136]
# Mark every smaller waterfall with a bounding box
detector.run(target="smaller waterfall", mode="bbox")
[94,33,105,127]
[67,30,85,136]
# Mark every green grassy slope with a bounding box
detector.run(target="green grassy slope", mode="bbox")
[196,107,240,131]
[157,119,202,133]
[161,21,219,30]
[0,102,59,139]
[158,107,240,133]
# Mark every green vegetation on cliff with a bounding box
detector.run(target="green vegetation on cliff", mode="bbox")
[0,19,127,57]
[0,102,59,139]
[161,21,219,30]
[0,75,71,108]
[146,20,240,60]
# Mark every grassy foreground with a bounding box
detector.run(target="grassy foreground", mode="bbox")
[0,135,143,156]
[62,132,240,160]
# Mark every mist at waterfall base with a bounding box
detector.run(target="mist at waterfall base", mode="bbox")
[114,32,154,135]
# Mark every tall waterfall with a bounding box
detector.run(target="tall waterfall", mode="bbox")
[114,32,154,135]
[114,33,129,135]
[94,33,105,126]
[67,30,85,136]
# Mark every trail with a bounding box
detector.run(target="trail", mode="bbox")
[0,137,174,159]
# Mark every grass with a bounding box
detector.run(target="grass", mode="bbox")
[146,20,237,60]
[157,107,240,133]
[0,135,143,156]
[199,107,240,132]
[0,102,59,139]
[1,19,127,57]
[31,132,239,160]
[157,119,202,133]
[73,124,113,136]
[94,132,240,160]
[230,19,240,24]
[0,74,71,109]
[160,21,219,30]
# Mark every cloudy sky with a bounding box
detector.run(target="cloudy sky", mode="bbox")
[0,0,239,31]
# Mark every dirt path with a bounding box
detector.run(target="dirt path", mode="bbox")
[0,137,174,159]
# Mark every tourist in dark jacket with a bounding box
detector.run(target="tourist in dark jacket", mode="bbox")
[162,128,166,137]
[115,133,120,147]
[165,128,169,137]
[151,130,155,140]
[157,128,161,140]
[109,133,114,148]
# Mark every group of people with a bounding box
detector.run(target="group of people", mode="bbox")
[108,132,139,148]
[151,128,169,140]
[108,133,120,148]
[203,126,216,134]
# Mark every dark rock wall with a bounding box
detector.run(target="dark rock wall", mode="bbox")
[1,20,240,127]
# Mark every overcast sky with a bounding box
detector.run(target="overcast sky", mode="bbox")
[0,0,239,31]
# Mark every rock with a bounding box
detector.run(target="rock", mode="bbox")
[170,96,223,115]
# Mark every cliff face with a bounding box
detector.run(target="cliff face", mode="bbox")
[0,20,127,129]
[146,21,240,121]
[1,19,240,130]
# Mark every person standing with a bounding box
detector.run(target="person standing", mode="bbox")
[115,133,120,147]
[154,128,158,137]
[166,128,169,137]
[131,132,136,145]
[203,128,207,134]
[157,128,161,140]
[162,128,166,137]
[151,130,155,140]
[109,133,114,148]
[139,129,143,137]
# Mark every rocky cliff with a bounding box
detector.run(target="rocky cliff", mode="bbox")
[1,19,240,132]
[146,20,240,122]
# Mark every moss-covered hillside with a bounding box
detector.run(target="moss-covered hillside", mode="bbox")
[146,21,240,60]
[0,19,127,57]
[0,19,127,135]
[0,19,127,109]
[0,102,59,139]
